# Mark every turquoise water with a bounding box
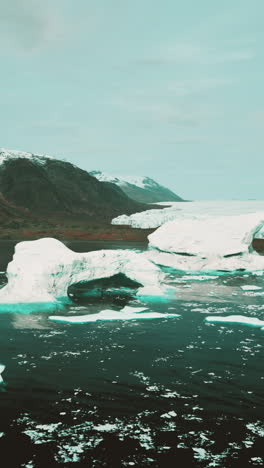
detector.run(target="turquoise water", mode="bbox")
[0,242,264,466]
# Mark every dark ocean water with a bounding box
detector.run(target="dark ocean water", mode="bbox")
[0,241,264,467]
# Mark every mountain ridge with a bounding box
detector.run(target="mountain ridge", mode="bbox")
[0,149,150,220]
[90,170,184,203]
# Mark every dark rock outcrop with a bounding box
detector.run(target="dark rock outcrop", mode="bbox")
[0,155,150,223]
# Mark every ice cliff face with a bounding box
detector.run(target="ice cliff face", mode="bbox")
[112,201,264,229]
[144,212,264,272]
[0,238,165,305]
[112,204,182,228]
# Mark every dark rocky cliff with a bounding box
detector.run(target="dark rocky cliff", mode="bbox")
[0,157,149,222]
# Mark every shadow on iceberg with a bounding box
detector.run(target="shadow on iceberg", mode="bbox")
[68,273,143,307]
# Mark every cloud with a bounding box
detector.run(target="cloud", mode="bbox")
[248,110,264,128]
[166,78,232,97]
[140,42,255,66]
[0,0,65,52]
[113,75,229,128]
[115,98,201,127]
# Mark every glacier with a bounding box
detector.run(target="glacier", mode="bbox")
[112,205,183,229]
[0,238,165,307]
[112,200,264,229]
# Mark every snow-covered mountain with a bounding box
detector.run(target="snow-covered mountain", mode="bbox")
[0,147,55,166]
[0,148,150,224]
[89,171,184,203]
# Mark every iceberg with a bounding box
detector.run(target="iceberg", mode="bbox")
[49,305,180,323]
[240,285,262,291]
[255,224,264,239]
[0,238,165,307]
[145,213,264,272]
[0,364,5,383]
[205,315,264,328]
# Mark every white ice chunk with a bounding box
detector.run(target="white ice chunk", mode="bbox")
[49,306,180,323]
[149,213,264,257]
[205,315,264,327]
[240,285,262,291]
[145,212,264,272]
[93,423,118,432]
[121,306,148,313]
[0,238,165,305]
[160,411,177,419]
[0,364,5,383]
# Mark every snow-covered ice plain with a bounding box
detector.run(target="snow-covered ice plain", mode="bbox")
[0,200,264,466]
[112,200,264,228]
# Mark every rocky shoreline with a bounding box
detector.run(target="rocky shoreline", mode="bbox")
[0,225,156,242]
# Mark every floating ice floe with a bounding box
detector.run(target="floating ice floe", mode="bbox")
[240,285,262,291]
[0,364,5,383]
[144,213,264,272]
[160,411,177,419]
[0,238,166,308]
[49,305,180,323]
[205,315,264,328]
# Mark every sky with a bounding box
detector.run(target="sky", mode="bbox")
[0,0,263,200]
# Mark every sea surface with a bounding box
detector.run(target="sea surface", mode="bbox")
[0,240,264,467]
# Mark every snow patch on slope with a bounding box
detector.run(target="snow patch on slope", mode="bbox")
[90,171,152,189]
[0,147,55,166]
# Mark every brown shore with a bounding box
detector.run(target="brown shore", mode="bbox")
[0,226,263,254]
[0,225,156,242]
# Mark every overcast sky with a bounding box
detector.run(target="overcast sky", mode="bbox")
[0,0,263,199]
